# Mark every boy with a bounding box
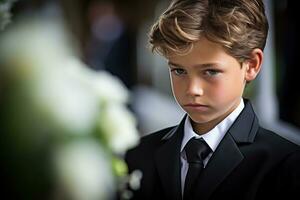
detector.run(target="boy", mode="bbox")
[125,0,300,199]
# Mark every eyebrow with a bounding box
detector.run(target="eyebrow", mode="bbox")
[167,61,222,69]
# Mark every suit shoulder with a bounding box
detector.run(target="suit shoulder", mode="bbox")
[257,127,300,152]
[140,126,176,144]
[125,126,177,171]
[125,126,176,155]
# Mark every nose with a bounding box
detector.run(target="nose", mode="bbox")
[186,77,204,96]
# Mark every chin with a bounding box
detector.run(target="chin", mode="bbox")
[188,113,215,124]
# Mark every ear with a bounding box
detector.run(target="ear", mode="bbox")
[244,48,263,82]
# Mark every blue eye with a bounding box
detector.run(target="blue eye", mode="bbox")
[205,70,220,76]
[171,68,186,75]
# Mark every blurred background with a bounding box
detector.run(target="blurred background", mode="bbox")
[0,0,300,199]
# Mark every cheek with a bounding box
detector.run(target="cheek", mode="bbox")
[209,77,244,100]
[209,85,228,102]
[207,80,237,101]
[206,81,226,99]
[171,79,183,100]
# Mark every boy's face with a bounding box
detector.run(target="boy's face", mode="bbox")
[167,37,250,133]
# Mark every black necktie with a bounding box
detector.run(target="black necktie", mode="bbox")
[183,137,211,200]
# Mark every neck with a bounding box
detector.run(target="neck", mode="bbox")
[191,117,223,135]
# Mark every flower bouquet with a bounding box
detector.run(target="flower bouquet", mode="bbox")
[0,15,140,200]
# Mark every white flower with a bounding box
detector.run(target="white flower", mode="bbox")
[119,170,143,200]
[100,103,139,154]
[0,17,99,135]
[54,139,115,200]
[65,58,129,104]
[0,14,139,149]
[31,58,100,135]
[128,170,143,190]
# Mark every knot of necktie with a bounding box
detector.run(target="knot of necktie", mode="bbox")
[185,137,211,164]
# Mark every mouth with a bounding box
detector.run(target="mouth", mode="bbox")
[184,103,208,107]
[183,103,210,111]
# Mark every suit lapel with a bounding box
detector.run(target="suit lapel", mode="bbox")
[192,133,244,199]
[192,100,259,200]
[155,117,186,200]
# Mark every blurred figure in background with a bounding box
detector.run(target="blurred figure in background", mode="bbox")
[84,0,136,89]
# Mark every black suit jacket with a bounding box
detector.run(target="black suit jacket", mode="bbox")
[125,101,300,200]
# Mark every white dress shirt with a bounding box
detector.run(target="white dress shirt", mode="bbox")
[180,99,245,195]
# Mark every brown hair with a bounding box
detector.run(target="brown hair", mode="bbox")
[149,0,269,61]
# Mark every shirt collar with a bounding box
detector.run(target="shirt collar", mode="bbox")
[181,98,245,152]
